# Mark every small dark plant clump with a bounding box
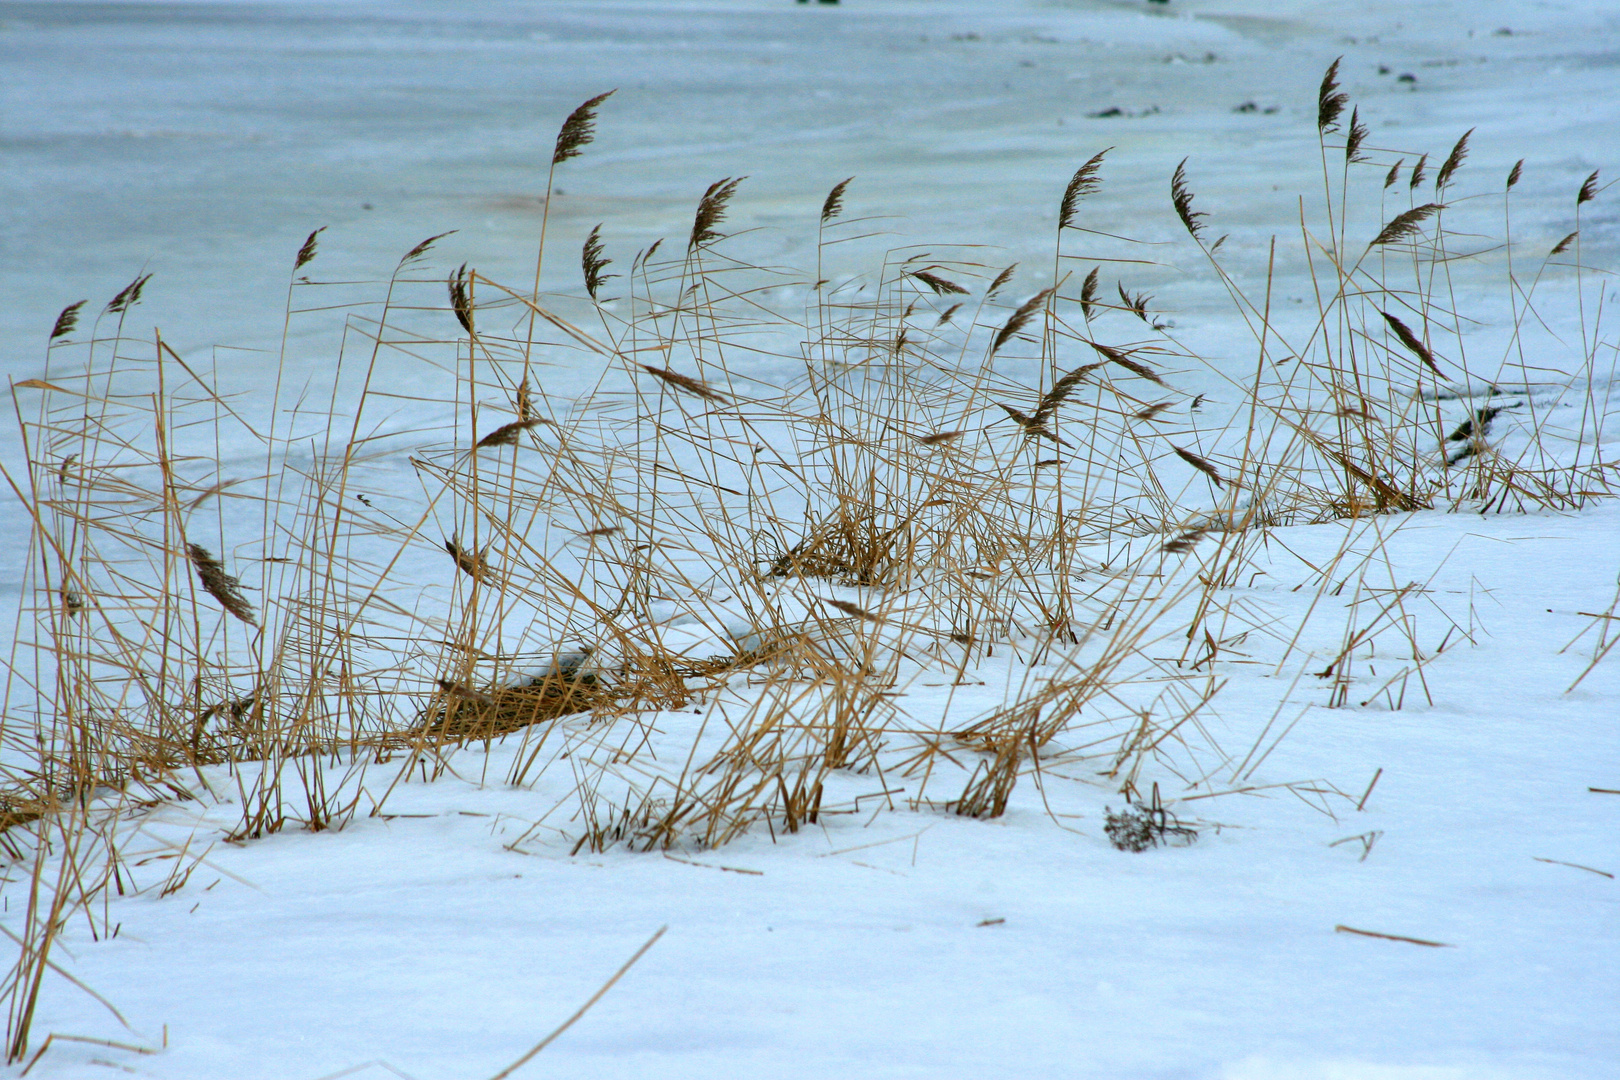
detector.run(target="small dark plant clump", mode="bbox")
[1104,802,1199,852]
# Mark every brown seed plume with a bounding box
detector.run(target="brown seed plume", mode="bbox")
[475,418,549,449]
[436,677,493,705]
[690,176,746,250]
[294,227,325,271]
[1506,159,1524,190]
[186,543,258,627]
[1086,340,1166,386]
[917,430,966,446]
[517,377,534,422]
[1172,446,1223,488]
[1578,169,1600,205]
[1384,159,1403,189]
[827,599,884,623]
[444,537,491,583]
[582,224,616,300]
[400,231,455,266]
[1550,231,1578,256]
[1380,311,1443,376]
[1080,267,1100,321]
[987,263,1017,301]
[1171,158,1208,241]
[1408,153,1428,190]
[106,273,152,315]
[448,263,475,335]
[553,90,616,166]
[50,301,86,341]
[1059,147,1111,230]
[995,403,1072,448]
[1162,527,1206,555]
[1033,363,1103,426]
[992,289,1054,354]
[1435,128,1473,189]
[1345,107,1369,164]
[1369,203,1445,247]
[1116,282,1151,322]
[910,269,968,296]
[642,364,727,403]
[821,176,854,224]
[1134,401,1173,422]
[1317,57,1348,134]
[936,303,963,327]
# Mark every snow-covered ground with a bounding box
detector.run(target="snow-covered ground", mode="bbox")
[1,1,1617,1077]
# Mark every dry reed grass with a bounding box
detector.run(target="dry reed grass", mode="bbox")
[0,64,1614,1061]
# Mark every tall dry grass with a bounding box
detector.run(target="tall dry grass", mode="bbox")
[0,70,1614,1061]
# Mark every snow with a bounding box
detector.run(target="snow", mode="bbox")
[1,1,1617,1078]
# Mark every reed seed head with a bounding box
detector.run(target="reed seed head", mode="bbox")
[106,273,152,315]
[1080,267,1100,321]
[448,263,475,335]
[1345,107,1369,164]
[987,264,1017,301]
[1409,153,1428,190]
[1369,203,1445,247]
[1059,147,1110,230]
[294,227,325,271]
[1380,311,1444,376]
[400,231,455,267]
[910,269,968,296]
[50,300,86,341]
[553,90,616,166]
[690,177,746,250]
[1435,128,1473,189]
[1317,57,1348,134]
[1171,158,1208,241]
[820,176,854,224]
[992,289,1053,354]
[186,543,258,627]
[582,224,616,300]
[1578,169,1599,205]
[1172,446,1223,488]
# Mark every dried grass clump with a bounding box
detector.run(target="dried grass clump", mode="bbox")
[1,65,1614,1061]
